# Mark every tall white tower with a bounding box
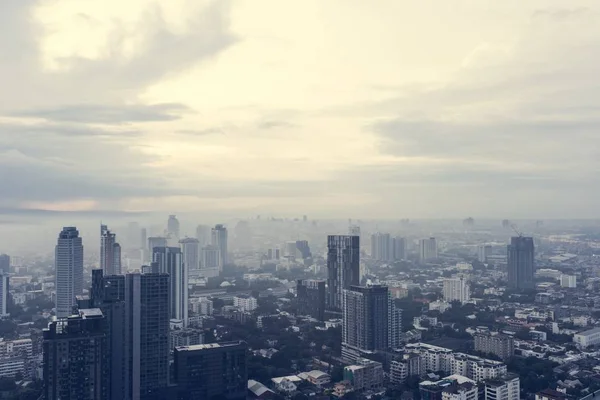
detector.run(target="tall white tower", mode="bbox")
[180,238,200,277]
[0,273,9,317]
[153,247,188,326]
[55,227,84,318]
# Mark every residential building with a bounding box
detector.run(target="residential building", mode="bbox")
[393,237,407,261]
[443,277,470,304]
[211,224,228,269]
[170,328,204,350]
[420,375,476,400]
[573,327,600,348]
[0,273,9,317]
[442,381,478,400]
[343,358,384,392]
[371,233,392,262]
[507,236,535,290]
[478,245,492,263]
[327,235,360,310]
[196,225,211,246]
[55,227,84,318]
[560,274,576,288]
[180,238,200,276]
[296,279,326,321]
[389,296,403,349]
[233,295,258,312]
[474,333,514,361]
[200,245,221,272]
[191,298,213,316]
[153,247,188,325]
[43,308,108,400]
[342,285,388,361]
[174,341,247,400]
[0,254,9,274]
[100,224,122,275]
[419,238,438,263]
[484,374,520,400]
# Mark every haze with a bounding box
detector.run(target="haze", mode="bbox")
[1,0,600,249]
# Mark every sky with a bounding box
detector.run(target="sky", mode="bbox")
[1,0,600,224]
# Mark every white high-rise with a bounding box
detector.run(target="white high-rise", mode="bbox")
[100,224,122,275]
[392,237,407,261]
[180,238,200,276]
[153,247,188,326]
[419,237,438,262]
[443,277,470,304]
[211,224,228,269]
[371,233,392,262]
[478,244,492,263]
[0,273,9,317]
[55,227,84,318]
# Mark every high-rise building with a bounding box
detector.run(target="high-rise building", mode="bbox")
[327,235,360,310]
[43,308,108,400]
[478,244,492,263]
[148,237,168,253]
[101,224,122,275]
[55,227,84,318]
[443,277,470,304]
[474,333,514,361]
[0,273,9,317]
[348,225,361,236]
[0,254,9,274]
[392,237,407,261]
[211,225,228,269]
[195,225,211,246]
[371,233,392,262]
[388,295,403,349]
[201,245,220,270]
[153,247,188,325]
[168,215,180,239]
[174,341,248,400]
[90,270,171,400]
[342,285,389,361]
[296,279,326,321]
[419,238,438,263]
[484,374,520,400]
[140,228,148,250]
[507,237,535,290]
[180,238,200,276]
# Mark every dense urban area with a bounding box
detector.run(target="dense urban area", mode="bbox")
[1,217,600,399]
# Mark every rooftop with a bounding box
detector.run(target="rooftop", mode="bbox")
[576,327,600,337]
[176,341,245,351]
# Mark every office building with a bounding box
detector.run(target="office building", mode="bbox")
[507,237,535,290]
[342,285,388,361]
[560,274,576,288]
[296,279,326,321]
[327,235,360,310]
[233,295,257,312]
[201,245,220,270]
[371,232,392,262]
[196,225,211,246]
[393,237,407,261]
[153,247,188,325]
[0,274,8,317]
[211,225,228,268]
[389,295,403,349]
[443,277,470,304]
[0,254,9,274]
[419,238,438,263]
[174,341,247,400]
[43,308,108,400]
[55,227,84,318]
[484,374,520,400]
[100,224,122,275]
[180,238,200,276]
[168,214,180,239]
[474,333,514,361]
[343,358,384,393]
[478,245,492,263]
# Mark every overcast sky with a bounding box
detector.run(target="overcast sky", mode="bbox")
[1,0,600,221]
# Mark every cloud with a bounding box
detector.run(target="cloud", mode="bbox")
[175,128,224,136]
[257,120,298,130]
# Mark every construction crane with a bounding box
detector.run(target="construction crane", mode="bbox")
[511,224,523,237]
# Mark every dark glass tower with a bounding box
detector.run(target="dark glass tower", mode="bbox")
[327,235,360,310]
[174,341,248,400]
[296,279,326,321]
[507,236,535,290]
[43,308,108,400]
[342,285,389,352]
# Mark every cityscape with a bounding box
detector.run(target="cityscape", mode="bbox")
[2,0,600,400]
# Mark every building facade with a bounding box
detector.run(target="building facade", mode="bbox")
[327,235,360,310]
[443,277,470,304]
[296,279,326,321]
[100,224,122,275]
[484,374,520,400]
[0,274,9,317]
[180,238,200,276]
[474,333,514,361]
[0,254,9,274]
[211,225,228,269]
[419,238,438,263]
[153,247,188,325]
[371,233,392,262]
[507,236,535,290]
[55,227,84,318]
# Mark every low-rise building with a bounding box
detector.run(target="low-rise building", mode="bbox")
[484,374,520,400]
[343,358,383,392]
[233,295,258,312]
[573,327,600,348]
[474,333,514,361]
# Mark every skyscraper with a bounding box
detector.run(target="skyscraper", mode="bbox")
[55,227,84,318]
[43,308,108,400]
[153,247,188,325]
[0,254,9,274]
[507,236,535,290]
[168,215,180,239]
[419,237,438,263]
[342,285,389,362]
[174,341,248,400]
[0,273,9,317]
[327,235,360,310]
[211,224,228,269]
[201,245,221,271]
[296,279,326,321]
[140,228,148,250]
[371,233,392,261]
[180,238,200,276]
[195,225,211,246]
